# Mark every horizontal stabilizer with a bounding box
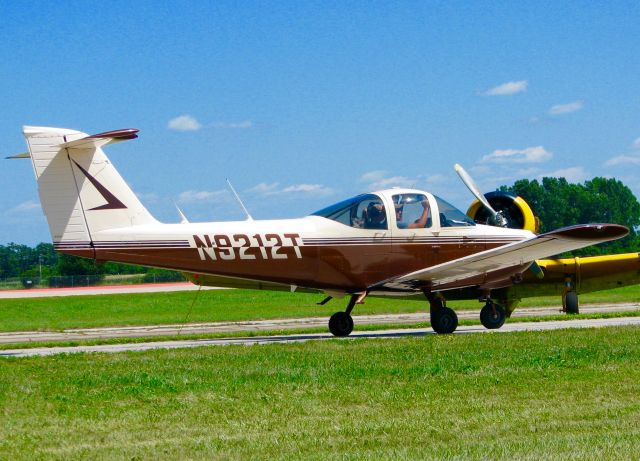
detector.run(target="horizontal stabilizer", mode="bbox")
[6,152,30,159]
[59,129,139,150]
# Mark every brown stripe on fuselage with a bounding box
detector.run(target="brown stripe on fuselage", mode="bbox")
[58,240,515,292]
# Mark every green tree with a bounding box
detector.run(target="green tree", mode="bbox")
[501,177,640,255]
[56,254,104,277]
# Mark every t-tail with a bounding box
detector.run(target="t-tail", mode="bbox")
[18,126,158,258]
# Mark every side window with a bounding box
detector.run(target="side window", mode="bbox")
[312,194,388,229]
[393,194,431,229]
[356,198,387,229]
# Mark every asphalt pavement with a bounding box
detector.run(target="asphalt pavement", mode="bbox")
[2,314,640,358]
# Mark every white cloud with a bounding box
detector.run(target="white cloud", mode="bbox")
[514,167,543,177]
[281,184,333,195]
[548,100,584,115]
[177,189,229,203]
[246,182,281,195]
[540,166,588,183]
[482,80,528,96]
[359,170,418,190]
[168,115,202,131]
[135,192,160,204]
[359,170,387,183]
[605,154,640,167]
[633,138,640,149]
[211,121,253,129]
[424,174,448,185]
[247,182,333,196]
[6,200,41,214]
[481,146,553,164]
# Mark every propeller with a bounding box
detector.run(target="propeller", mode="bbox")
[454,164,544,279]
[454,163,507,227]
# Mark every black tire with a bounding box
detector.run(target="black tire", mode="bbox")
[565,291,579,314]
[431,307,458,334]
[328,311,354,337]
[480,302,506,329]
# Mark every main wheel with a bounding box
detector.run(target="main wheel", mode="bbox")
[480,302,506,329]
[430,307,458,334]
[329,311,354,337]
[564,291,579,314]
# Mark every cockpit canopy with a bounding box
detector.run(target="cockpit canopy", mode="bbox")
[312,190,475,229]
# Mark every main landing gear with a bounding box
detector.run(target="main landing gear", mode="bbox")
[328,294,366,337]
[479,300,506,329]
[427,294,458,334]
[427,292,508,333]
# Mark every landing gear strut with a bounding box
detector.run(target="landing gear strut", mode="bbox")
[480,300,506,329]
[328,293,364,337]
[427,294,458,334]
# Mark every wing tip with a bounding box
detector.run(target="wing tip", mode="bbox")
[88,128,139,141]
[548,224,629,241]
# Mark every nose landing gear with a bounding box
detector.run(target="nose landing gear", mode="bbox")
[328,293,366,337]
[329,311,354,337]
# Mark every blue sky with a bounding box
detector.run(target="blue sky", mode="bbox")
[1,1,639,245]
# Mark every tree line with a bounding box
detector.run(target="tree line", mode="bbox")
[1,176,638,280]
[0,242,150,280]
[500,176,640,255]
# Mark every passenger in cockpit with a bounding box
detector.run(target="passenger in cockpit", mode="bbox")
[396,199,430,229]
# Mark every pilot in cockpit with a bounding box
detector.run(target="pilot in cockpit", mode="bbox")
[363,202,387,229]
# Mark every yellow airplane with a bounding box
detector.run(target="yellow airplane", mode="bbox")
[464,191,639,316]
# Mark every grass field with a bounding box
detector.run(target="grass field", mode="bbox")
[0,284,639,333]
[1,326,639,460]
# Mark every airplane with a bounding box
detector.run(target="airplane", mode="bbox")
[434,252,640,317]
[461,190,639,316]
[9,126,629,336]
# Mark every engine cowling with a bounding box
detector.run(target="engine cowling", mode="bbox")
[466,191,539,233]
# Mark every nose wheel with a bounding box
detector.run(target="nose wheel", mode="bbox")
[329,311,354,337]
[328,293,364,337]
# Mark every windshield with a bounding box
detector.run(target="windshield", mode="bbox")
[434,196,475,227]
[312,194,388,229]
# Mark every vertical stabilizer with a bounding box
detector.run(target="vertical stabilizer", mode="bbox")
[23,126,157,255]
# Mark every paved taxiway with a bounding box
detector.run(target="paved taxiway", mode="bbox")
[1,303,637,344]
[0,282,215,298]
[2,316,640,358]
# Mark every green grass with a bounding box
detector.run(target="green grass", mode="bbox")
[0,284,638,333]
[1,326,639,460]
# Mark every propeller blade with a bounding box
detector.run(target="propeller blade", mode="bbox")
[454,164,499,217]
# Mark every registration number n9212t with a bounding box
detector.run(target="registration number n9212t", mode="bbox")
[192,233,302,261]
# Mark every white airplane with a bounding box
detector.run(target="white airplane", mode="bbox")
[10,126,628,335]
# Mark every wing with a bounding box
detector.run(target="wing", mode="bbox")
[376,224,628,291]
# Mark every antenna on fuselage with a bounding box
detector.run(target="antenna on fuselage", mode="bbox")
[226,178,254,221]
[173,202,190,224]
